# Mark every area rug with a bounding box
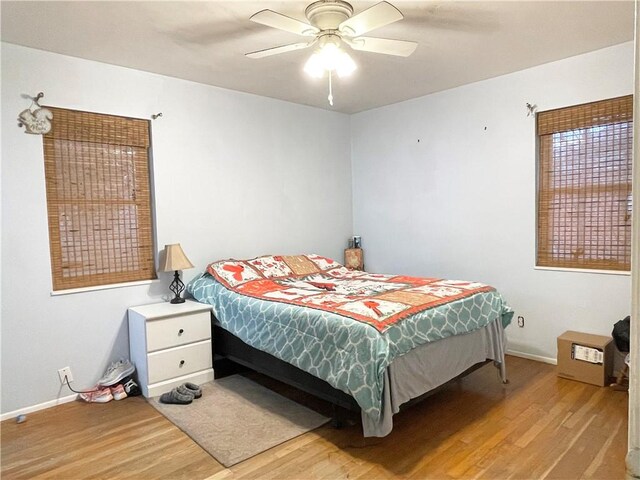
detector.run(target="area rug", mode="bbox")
[148,375,330,467]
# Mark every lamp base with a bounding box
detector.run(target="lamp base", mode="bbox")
[168,270,186,304]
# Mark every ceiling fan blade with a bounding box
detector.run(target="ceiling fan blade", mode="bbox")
[338,1,403,37]
[250,10,319,36]
[245,42,312,59]
[347,37,417,57]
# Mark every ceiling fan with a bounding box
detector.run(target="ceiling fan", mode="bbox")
[245,0,417,106]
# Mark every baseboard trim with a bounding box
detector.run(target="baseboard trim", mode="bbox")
[0,393,78,421]
[507,349,557,365]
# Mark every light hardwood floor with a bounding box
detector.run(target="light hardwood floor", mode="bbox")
[1,356,628,479]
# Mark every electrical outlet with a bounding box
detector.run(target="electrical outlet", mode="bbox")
[517,316,525,328]
[58,367,73,384]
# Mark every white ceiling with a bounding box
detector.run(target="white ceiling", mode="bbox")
[1,1,634,114]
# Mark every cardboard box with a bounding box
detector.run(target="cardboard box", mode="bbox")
[557,331,613,386]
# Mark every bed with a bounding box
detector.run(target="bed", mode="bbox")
[188,254,513,437]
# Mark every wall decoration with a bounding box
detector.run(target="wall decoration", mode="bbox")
[17,92,53,135]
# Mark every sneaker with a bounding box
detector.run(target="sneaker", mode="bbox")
[121,376,142,397]
[79,386,113,403]
[110,384,127,401]
[97,359,135,387]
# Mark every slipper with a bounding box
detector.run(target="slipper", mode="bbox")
[178,382,202,399]
[159,388,193,404]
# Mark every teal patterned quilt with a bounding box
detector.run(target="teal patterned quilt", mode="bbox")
[188,258,512,425]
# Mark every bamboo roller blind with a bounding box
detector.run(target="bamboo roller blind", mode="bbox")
[43,108,156,290]
[537,95,633,271]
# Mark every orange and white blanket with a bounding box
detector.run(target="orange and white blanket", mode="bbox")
[207,254,494,333]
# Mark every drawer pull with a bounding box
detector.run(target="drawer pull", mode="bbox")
[179,360,185,367]
[178,328,184,336]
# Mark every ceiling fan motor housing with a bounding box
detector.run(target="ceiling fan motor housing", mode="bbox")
[305,0,354,31]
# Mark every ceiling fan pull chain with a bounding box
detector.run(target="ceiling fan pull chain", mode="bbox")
[328,71,334,106]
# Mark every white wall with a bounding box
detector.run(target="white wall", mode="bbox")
[351,42,634,361]
[1,43,352,414]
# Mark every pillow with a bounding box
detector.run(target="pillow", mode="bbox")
[247,255,293,278]
[207,260,261,287]
[207,254,343,288]
[306,254,339,271]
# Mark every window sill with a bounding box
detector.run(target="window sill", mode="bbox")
[51,279,160,296]
[534,266,630,276]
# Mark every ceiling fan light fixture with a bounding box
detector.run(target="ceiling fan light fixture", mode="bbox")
[303,43,357,78]
[303,52,325,78]
[335,50,357,78]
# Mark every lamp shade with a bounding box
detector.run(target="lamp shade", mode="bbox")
[159,244,194,272]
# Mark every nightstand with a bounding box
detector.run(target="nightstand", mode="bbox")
[128,300,214,397]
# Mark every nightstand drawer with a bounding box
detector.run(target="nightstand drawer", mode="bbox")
[146,311,211,352]
[147,340,213,384]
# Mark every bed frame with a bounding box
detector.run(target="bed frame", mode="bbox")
[212,317,496,427]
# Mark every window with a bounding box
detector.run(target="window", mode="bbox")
[537,95,633,271]
[43,108,156,290]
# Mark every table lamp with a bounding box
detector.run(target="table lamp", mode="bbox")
[159,243,194,304]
